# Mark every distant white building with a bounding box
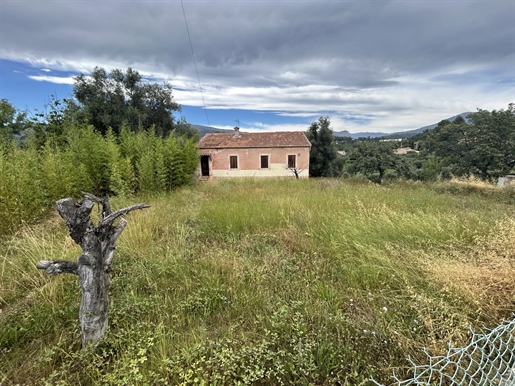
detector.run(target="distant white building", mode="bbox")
[394,147,419,155]
[498,175,515,186]
[380,138,403,142]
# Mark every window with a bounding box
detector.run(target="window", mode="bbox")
[287,154,296,169]
[260,155,269,169]
[230,155,238,169]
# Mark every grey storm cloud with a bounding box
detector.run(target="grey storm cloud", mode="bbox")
[2,1,512,74]
[1,0,514,132]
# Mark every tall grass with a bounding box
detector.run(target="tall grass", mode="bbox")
[1,178,514,385]
[0,127,198,237]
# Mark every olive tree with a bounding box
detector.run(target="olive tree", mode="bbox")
[37,192,149,346]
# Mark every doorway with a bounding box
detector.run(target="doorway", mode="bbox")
[200,155,210,177]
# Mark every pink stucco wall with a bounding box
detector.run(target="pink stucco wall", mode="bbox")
[201,147,310,178]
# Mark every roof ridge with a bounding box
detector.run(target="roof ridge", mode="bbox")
[199,131,311,149]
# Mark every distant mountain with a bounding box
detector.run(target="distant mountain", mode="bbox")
[333,130,385,139]
[334,112,473,139]
[192,112,473,140]
[193,125,385,139]
[387,112,473,138]
[192,124,233,138]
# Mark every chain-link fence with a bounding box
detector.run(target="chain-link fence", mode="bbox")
[372,317,515,385]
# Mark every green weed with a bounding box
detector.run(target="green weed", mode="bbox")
[1,178,514,385]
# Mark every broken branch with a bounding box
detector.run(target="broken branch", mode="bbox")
[99,203,150,228]
[36,260,79,275]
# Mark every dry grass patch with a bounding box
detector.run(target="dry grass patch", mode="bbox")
[448,175,498,190]
[423,218,515,319]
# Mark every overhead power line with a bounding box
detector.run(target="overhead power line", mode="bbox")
[181,0,210,126]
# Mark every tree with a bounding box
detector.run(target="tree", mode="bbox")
[69,67,181,136]
[467,104,515,178]
[306,117,339,177]
[288,164,308,179]
[349,140,397,184]
[37,193,149,346]
[0,99,29,144]
[452,115,466,125]
[419,153,442,181]
[30,95,74,148]
[423,119,472,176]
[174,117,199,139]
[423,105,515,179]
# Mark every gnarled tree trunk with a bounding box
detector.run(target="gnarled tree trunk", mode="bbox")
[36,193,149,347]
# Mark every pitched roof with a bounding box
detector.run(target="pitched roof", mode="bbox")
[199,131,311,149]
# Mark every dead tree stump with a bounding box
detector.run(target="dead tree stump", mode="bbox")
[36,192,149,347]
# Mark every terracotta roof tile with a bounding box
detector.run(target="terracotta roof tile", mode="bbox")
[199,131,311,149]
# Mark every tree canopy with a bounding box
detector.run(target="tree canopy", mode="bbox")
[333,104,515,183]
[306,117,340,177]
[349,140,397,184]
[69,67,181,136]
[423,104,515,179]
[0,99,29,143]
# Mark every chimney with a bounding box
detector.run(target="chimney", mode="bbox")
[234,126,240,138]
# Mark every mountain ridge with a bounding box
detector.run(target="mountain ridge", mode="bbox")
[332,112,473,139]
[192,112,473,139]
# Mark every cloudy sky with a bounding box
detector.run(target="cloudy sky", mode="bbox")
[0,0,514,134]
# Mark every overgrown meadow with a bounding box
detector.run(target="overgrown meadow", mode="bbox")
[1,178,515,385]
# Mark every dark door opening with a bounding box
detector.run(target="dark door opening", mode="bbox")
[200,155,210,177]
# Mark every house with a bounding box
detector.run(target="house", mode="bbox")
[498,175,515,186]
[394,147,420,155]
[198,127,311,178]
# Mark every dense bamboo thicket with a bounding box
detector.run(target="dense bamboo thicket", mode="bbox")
[0,126,198,236]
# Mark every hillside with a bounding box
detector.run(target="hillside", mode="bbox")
[387,112,473,138]
[2,178,515,385]
[192,112,472,139]
[192,124,233,137]
[334,112,472,139]
[333,130,385,138]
